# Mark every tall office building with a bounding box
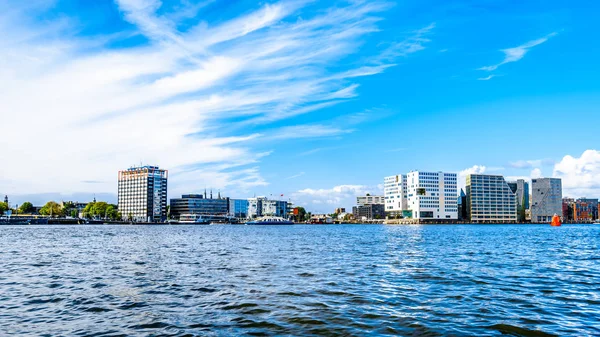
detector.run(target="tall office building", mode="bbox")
[406,171,458,220]
[384,174,408,216]
[466,174,517,223]
[118,166,168,222]
[531,178,562,223]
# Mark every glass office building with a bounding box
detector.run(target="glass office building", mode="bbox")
[466,174,517,223]
[118,166,168,222]
[169,194,229,220]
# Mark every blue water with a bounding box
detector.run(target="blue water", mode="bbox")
[0,224,599,336]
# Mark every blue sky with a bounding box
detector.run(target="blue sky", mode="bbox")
[1,0,599,212]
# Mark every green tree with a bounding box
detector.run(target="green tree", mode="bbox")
[70,209,78,218]
[294,206,307,222]
[83,201,120,220]
[39,201,63,217]
[19,202,35,214]
[0,202,8,215]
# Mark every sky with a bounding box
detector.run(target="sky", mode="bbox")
[1,0,599,213]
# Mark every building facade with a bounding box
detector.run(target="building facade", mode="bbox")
[384,174,408,216]
[466,174,517,223]
[574,198,599,222]
[508,179,530,210]
[562,198,575,222]
[352,204,385,220]
[247,197,288,218]
[357,195,385,206]
[118,166,168,222]
[531,178,563,223]
[406,171,458,220]
[169,194,229,220]
[228,199,249,219]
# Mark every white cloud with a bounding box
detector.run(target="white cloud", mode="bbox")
[293,184,382,213]
[0,1,430,198]
[478,74,496,81]
[553,150,600,197]
[479,32,557,72]
[509,159,555,169]
[458,165,486,189]
[530,168,543,179]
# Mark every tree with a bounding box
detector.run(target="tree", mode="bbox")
[70,209,78,218]
[294,206,307,222]
[0,202,8,215]
[19,202,35,214]
[83,201,120,220]
[39,201,63,217]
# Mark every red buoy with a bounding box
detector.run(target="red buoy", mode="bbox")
[551,214,562,227]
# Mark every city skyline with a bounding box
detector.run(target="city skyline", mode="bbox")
[1,1,600,213]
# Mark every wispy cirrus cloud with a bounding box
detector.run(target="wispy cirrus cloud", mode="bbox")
[0,0,432,199]
[479,32,557,72]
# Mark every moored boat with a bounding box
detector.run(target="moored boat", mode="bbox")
[246,216,294,225]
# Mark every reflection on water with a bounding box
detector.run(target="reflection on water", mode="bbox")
[0,224,598,336]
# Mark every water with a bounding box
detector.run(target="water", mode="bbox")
[0,224,599,336]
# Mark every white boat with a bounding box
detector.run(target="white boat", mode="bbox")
[246,216,294,225]
[178,214,210,224]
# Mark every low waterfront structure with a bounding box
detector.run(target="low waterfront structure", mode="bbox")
[170,193,229,220]
[248,197,288,219]
[118,165,168,222]
[531,178,562,223]
[573,198,599,222]
[352,204,385,220]
[466,174,517,223]
[228,199,249,219]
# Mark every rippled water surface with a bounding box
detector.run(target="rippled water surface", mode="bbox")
[1,224,599,336]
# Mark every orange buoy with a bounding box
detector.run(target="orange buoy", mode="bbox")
[551,214,562,227]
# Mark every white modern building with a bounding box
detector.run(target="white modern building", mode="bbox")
[406,171,458,220]
[384,174,407,215]
[356,195,384,206]
[118,165,168,222]
[248,197,288,218]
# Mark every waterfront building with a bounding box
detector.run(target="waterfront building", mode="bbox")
[457,189,467,221]
[574,198,599,222]
[466,174,517,223]
[169,193,229,220]
[118,166,167,222]
[334,208,346,214]
[356,195,384,206]
[384,174,408,216]
[406,171,458,220]
[248,197,288,218]
[508,179,530,210]
[531,178,563,223]
[562,198,575,222]
[228,199,249,219]
[352,204,385,220]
